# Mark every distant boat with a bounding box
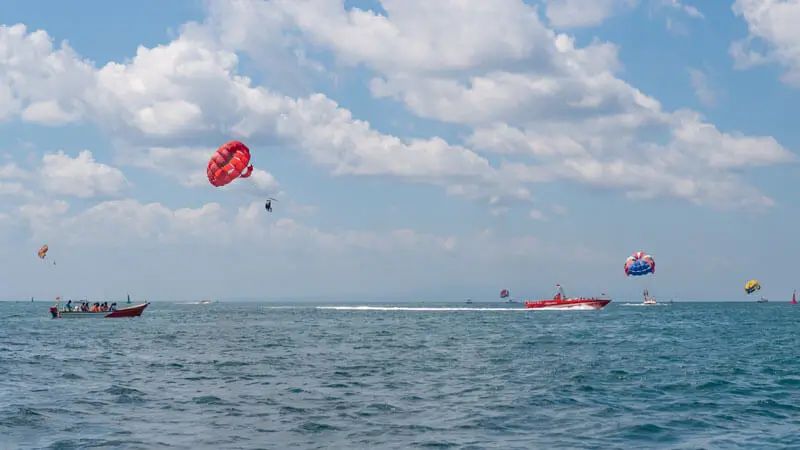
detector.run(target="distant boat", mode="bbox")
[199,300,212,305]
[465,298,472,304]
[791,290,797,305]
[757,296,768,303]
[642,288,657,305]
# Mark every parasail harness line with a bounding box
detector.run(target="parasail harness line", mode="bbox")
[265,197,278,213]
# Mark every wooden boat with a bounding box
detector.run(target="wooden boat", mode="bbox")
[50,302,150,319]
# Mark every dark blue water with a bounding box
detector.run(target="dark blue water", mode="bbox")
[1,301,798,449]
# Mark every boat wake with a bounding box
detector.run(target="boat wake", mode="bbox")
[316,305,597,312]
[619,303,670,307]
[317,306,530,312]
[531,304,602,311]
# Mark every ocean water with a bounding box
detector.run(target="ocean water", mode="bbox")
[1,300,798,450]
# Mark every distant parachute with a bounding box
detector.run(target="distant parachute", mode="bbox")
[500,289,509,299]
[625,251,655,300]
[207,141,254,188]
[37,244,55,265]
[624,251,655,276]
[744,280,761,295]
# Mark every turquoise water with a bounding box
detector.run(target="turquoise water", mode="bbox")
[1,301,798,449]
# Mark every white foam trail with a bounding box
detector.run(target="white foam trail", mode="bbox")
[259,306,309,309]
[524,303,601,311]
[315,306,598,312]
[317,306,526,311]
[619,303,670,307]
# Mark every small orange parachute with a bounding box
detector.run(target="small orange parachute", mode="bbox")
[37,245,48,259]
[207,141,254,188]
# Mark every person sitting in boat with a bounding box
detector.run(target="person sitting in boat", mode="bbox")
[63,300,72,312]
[109,302,117,311]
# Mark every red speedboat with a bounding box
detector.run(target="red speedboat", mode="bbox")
[524,284,611,310]
[50,302,150,319]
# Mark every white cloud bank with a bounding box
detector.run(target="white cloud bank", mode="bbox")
[0,0,796,298]
[731,0,800,87]
[0,0,794,210]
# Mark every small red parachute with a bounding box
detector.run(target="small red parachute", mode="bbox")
[207,141,254,187]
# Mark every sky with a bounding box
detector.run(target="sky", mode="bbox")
[0,0,798,303]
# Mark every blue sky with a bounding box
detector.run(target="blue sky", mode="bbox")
[0,0,797,302]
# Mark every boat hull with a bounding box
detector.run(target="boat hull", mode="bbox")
[50,302,150,319]
[524,298,611,310]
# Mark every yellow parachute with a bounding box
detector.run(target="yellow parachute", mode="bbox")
[744,280,761,295]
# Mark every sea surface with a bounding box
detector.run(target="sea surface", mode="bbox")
[1,300,798,450]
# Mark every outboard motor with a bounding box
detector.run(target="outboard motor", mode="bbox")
[49,307,59,319]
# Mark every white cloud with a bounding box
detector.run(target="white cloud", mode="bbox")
[0,181,33,197]
[731,0,800,86]
[285,202,317,216]
[39,150,129,198]
[687,67,717,107]
[0,161,30,179]
[0,21,513,203]
[0,24,93,124]
[529,209,547,220]
[9,198,604,272]
[4,196,617,299]
[216,0,788,207]
[543,0,638,29]
[83,23,499,195]
[16,198,460,257]
[542,0,703,30]
[660,0,704,19]
[114,145,210,188]
[16,199,70,239]
[0,0,794,214]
